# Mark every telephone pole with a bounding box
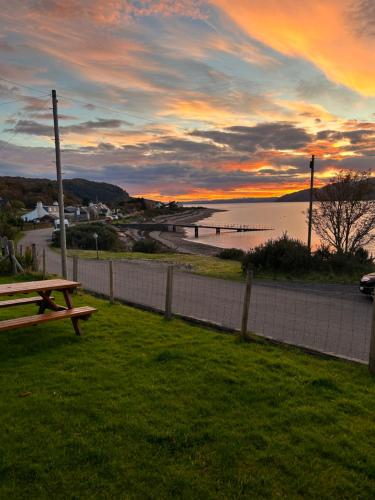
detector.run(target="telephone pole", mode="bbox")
[52,89,68,278]
[307,154,315,254]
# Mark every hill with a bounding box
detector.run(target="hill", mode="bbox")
[277,188,318,202]
[185,197,278,204]
[278,179,375,202]
[0,176,130,208]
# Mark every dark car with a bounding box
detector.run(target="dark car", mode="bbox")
[359,273,375,296]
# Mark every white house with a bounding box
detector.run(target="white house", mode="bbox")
[46,201,59,216]
[22,201,50,222]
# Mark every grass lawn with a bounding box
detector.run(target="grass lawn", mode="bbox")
[1,275,375,498]
[66,249,244,281]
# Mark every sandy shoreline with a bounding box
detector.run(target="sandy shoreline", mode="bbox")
[149,208,224,256]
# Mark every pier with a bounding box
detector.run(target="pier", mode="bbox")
[117,222,273,238]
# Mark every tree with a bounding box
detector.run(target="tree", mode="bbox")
[311,169,375,254]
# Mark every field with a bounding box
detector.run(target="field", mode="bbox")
[1,275,375,498]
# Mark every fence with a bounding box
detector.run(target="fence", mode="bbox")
[3,238,375,373]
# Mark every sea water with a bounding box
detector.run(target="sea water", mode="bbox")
[184,202,319,251]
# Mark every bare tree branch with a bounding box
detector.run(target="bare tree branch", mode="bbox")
[311,170,375,254]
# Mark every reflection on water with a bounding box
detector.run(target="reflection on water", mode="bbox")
[184,202,320,251]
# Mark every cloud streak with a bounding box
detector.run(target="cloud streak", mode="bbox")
[0,1,374,200]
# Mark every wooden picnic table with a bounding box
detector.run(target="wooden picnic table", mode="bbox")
[0,279,97,336]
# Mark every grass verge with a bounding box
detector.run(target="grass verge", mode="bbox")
[0,275,375,498]
[64,249,365,284]
[66,249,244,281]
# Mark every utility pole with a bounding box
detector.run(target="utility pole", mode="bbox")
[52,89,68,278]
[307,154,315,254]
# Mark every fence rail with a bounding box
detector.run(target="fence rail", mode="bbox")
[3,236,375,373]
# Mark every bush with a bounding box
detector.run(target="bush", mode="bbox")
[53,223,121,251]
[0,222,18,240]
[242,234,311,274]
[20,247,34,270]
[216,248,245,261]
[242,234,374,277]
[132,239,160,253]
[312,246,373,275]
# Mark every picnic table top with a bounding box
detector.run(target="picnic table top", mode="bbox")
[0,279,79,297]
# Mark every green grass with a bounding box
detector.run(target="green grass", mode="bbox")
[1,275,375,498]
[64,249,367,283]
[66,249,244,280]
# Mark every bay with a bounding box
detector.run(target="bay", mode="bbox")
[183,202,320,251]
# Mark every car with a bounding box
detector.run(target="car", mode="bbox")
[359,273,375,296]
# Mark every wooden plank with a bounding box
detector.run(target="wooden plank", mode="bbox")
[0,296,54,309]
[0,306,97,332]
[0,279,80,297]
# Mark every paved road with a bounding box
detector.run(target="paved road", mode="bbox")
[20,228,372,363]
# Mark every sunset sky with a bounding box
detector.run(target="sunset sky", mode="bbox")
[0,0,374,201]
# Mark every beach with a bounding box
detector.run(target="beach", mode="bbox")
[148,208,224,256]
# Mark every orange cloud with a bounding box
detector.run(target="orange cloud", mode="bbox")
[212,0,375,96]
[137,180,317,202]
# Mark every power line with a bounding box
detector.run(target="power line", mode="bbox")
[0,76,50,96]
[0,97,29,107]
[59,93,158,123]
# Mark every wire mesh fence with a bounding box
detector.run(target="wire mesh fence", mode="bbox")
[33,245,375,366]
[248,283,371,363]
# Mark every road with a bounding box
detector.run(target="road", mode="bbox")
[20,228,372,364]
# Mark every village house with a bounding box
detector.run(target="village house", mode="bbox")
[21,201,52,222]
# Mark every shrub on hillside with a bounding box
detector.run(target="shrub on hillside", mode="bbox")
[53,223,121,251]
[132,239,160,253]
[216,248,245,261]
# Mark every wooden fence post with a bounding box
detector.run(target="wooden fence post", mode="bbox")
[31,243,38,272]
[19,244,23,257]
[0,237,8,260]
[165,265,174,319]
[42,248,46,278]
[109,260,114,303]
[73,255,78,282]
[241,270,253,339]
[369,295,375,375]
[8,240,17,274]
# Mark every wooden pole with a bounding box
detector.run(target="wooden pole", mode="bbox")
[0,237,5,257]
[8,240,17,275]
[52,89,68,279]
[109,260,114,303]
[165,265,174,319]
[42,248,46,278]
[241,270,253,338]
[73,255,78,282]
[19,244,23,257]
[369,294,375,375]
[31,243,38,272]
[307,154,315,254]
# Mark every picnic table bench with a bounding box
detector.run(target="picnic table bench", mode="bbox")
[0,279,97,336]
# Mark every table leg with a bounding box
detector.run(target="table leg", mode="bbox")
[37,291,64,313]
[63,288,82,336]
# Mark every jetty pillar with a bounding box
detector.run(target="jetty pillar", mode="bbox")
[216,227,220,234]
[194,227,199,238]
